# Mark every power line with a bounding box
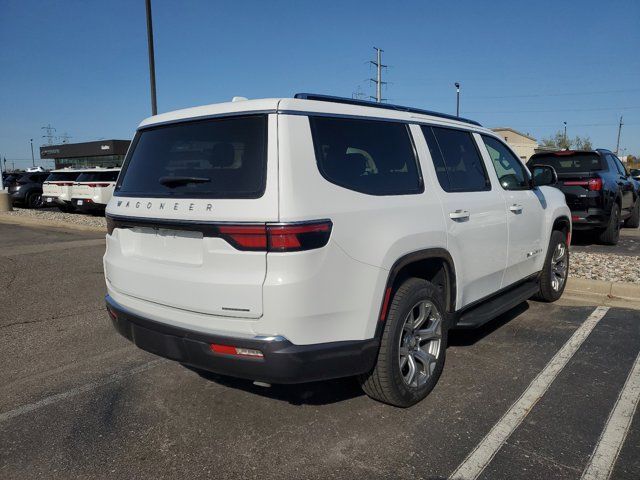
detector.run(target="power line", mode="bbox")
[470,88,640,100]
[467,105,640,114]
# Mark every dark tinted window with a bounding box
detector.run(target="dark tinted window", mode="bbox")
[608,154,628,176]
[117,115,267,199]
[47,172,82,182]
[528,152,603,172]
[422,126,490,192]
[18,173,47,184]
[481,135,529,190]
[77,171,120,182]
[309,117,422,195]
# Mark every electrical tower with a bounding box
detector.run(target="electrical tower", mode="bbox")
[41,124,57,146]
[615,116,623,154]
[352,85,368,100]
[369,47,387,103]
[59,132,72,144]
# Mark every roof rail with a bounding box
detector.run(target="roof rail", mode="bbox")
[294,93,482,127]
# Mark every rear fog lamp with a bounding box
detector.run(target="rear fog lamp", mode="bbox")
[210,344,264,358]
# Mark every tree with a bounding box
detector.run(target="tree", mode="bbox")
[541,130,592,150]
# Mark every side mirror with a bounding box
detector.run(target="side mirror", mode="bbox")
[531,165,558,187]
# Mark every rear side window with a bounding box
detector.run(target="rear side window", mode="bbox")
[116,115,267,199]
[528,153,603,173]
[309,117,423,195]
[422,126,490,192]
[77,171,120,182]
[47,172,81,182]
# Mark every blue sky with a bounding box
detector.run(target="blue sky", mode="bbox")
[1,0,639,169]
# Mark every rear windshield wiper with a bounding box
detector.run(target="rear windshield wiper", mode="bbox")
[158,176,211,188]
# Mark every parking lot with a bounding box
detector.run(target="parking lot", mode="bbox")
[1,222,639,480]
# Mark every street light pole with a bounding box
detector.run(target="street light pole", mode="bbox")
[563,122,567,147]
[30,138,35,167]
[455,82,460,117]
[145,0,158,116]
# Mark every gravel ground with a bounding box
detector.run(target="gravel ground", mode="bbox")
[1,206,106,228]
[2,207,638,284]
[570,251,640,284]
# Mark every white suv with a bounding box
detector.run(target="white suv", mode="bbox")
[104,94,570,407]
[71,168,120,213]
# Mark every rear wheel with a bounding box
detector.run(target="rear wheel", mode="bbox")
[25,192,43,209]
[359,278,447,407]
[599,203,621,245]
[624,199,640,228]
[536,230,569,302]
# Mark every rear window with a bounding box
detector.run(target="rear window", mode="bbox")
[309,116,423,195]
[116,115,267,199]
[77,171,119,182]
[528,153,603,173]
[47,172,82,182]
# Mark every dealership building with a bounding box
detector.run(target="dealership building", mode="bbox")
[40,140,131,169]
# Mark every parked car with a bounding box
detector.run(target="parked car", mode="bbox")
[42,169,85,212]
[103,94,570,407]
[70,168,120,213]
[528,149,639,244]
[631,168,640,181]
[7,171,49,208]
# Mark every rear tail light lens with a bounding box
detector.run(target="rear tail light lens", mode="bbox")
[588,178,603,191]
[218,220,332,252]
[210,344,263,358]
[88,183,111,188]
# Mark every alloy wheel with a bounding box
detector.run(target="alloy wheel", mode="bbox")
[398,300,442,388]
[551,242,568,291]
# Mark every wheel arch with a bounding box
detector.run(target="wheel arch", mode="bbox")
[375,249,456,339]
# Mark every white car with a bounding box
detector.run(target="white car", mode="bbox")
[42,168,86,212]
[71,168,120,212]
[104,94,570,407]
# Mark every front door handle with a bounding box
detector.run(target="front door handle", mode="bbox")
[449,209,470,220]
[509,204,523,214]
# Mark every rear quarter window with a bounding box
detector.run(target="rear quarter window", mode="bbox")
[116,115,267,199]
[309,116,423,195]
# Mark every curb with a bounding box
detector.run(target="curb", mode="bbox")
[0,213,106,233]
[564,277,640,310]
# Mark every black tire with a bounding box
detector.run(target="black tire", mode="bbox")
[25,192,43,209]
[536,230,569,302]
[624,199,640,228]
[359,278,448,407]
[599,203,621,245]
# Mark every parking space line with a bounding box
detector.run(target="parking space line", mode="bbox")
[450,305,610,480]
[0,359,164,423]
[581,350,640,480]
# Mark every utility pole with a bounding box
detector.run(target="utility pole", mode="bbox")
[369,47,386,103]
[563,121,567,147]
[615,116,623,154]
[30,139,35,167]
[455,82,460,117]
[145,0,158,115]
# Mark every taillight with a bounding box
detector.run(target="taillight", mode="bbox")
[61,182,74,186]
[588,178,602,191]
[88,183,110,188]
[219,220,332,252]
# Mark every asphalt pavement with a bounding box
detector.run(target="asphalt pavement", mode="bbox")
[1,223,638,480]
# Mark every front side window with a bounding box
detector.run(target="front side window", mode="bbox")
[608,154,628,176]
[116,115,267,198]
[309,116,423,195]
[422,126,490,192]
[481,135,530,190]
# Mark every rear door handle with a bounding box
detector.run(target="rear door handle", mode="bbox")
[449,209,470,220]
[509,204,523,214]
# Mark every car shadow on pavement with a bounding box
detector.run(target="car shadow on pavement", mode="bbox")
[185,366,365,406]
[448,301,530,347]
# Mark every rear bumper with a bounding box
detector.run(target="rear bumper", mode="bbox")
[106,295,379,384]
[570,208,609,229]
[42,196,69,206]
[72,197,105,212]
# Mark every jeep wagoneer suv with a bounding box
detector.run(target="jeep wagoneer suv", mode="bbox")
[104,94,570,407]
[71,168,120,213]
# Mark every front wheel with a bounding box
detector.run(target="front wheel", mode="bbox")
[359,278,448,407]
[536,230,569,302]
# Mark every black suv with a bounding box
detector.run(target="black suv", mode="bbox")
[7,172,50,208]
[528,149,639,244]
